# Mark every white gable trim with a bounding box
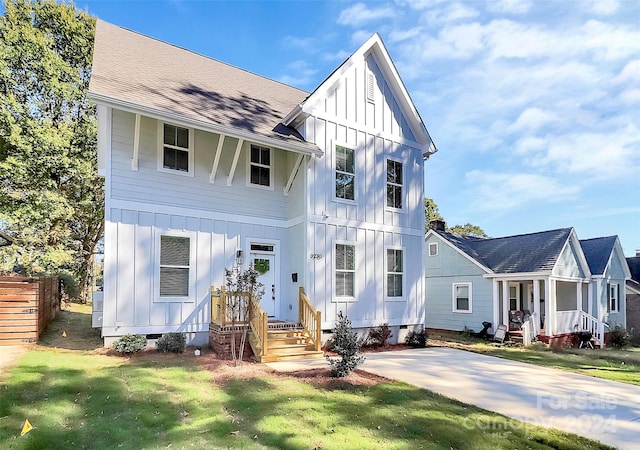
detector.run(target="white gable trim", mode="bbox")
[289,33,435,155]
[612,237,632,280]
[425,229,493,274]
[89,93,323,158]
[552,228,592,278]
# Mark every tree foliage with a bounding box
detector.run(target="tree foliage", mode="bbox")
[0,0,102,301]
[424,197,488,237]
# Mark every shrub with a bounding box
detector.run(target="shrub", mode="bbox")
[326,312,366,377]
[113,334,147,354]
[156,332,186,353]
[367,323,392,347]
[609,325,631,349]
[405,327,428,348]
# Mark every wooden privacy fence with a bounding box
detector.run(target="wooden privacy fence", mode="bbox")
[0,276,60,345]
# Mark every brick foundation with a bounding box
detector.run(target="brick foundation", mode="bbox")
[209,324,255,360]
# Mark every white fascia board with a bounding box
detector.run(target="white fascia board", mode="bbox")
[425,229,493,274]
[614,237,633,279]
[552,229,592,279]
[89,93,323,157]
[483,272,552,280]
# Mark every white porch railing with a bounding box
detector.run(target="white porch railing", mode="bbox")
[554,310,607,344]
[521,312,537,346]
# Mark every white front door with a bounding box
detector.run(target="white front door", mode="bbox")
[252,253,277,317]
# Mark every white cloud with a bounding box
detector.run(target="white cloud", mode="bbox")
[590,0,620,16]
[337,2,396,26]
[612,60,640,85]
[277,60,318,88]
[464,170,580,212]
[486,0,532,15]
[509,107,560,133]
[389,26,423,43]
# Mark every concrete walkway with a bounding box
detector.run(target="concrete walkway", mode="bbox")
[267,347,640,450]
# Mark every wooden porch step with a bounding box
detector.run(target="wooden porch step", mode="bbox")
[258,350,324,363]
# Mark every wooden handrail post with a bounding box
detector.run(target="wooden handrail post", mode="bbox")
[210,285,215,323]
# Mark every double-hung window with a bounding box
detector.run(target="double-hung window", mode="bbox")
[249,144,271,188]
[386,159,403,209]
[159,235,191,298]
[161,123,191,173]
[386,248,403,298]
[335,145,355,201]
[608,283,619,312]
[452,282,472,313]
[335,243,355,298]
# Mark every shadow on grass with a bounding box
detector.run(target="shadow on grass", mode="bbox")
[38,304,103,351]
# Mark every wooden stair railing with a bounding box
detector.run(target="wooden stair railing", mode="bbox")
[299,287,321,351]
[248,295,268,358]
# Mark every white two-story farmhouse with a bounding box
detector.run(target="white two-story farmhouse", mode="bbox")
[89,21,436,349]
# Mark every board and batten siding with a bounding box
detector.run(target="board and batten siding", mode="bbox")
[300,48,425,331]
[102,207,298,345]
[109,109,305,221]
[424,234,493,332]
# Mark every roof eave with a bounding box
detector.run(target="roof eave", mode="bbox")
[89,92,323,157]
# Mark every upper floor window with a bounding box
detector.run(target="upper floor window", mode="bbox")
[335,243,355,298]
[163,124,189,172]
[428,243,438,256]
[335,145,355,201]
[159,122,193,176]
[386,159,403,209]
[386,248,404,298]
[249,144,272,188]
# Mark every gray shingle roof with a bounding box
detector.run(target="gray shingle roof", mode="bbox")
[580,236,617,275]
[439,228,573,273]
[626,256,640,282]
[89,20,318,153]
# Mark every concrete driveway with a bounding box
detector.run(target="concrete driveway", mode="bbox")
[268,347,640,450]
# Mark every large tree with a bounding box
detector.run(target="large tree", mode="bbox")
[424,197,488,237]
[0,0,102,301]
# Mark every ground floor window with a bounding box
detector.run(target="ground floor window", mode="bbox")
[452,282,472,313]
[608,283,619,312]
[386,248,403,298]
[159,235,191,297]
[335,243,355,298]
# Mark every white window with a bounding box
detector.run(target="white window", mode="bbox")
[386,159,403,209]
[428,243,438,256]
[452,282,472,313]
[386,248,404,298]
[159,235,191,298]
[249,144,272,188]
[335,144,355,201]
[335,243,355,298]
[159,123,193,175]
[608,283,619,312]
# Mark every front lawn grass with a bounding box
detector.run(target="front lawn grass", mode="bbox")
[430,331,640,385]
[0,350,611,449]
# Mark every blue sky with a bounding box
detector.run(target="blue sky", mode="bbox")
[77,1,639,255]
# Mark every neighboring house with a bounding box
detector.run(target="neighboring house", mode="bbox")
[626,255,640,339]
[89,21,436,347]
[424,222,629,346]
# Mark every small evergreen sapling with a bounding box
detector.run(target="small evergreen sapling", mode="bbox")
[326,311,366,377]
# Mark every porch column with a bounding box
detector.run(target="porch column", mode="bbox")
[548,279,556,336]
[544,278,552,337]
[576,282,583,311]
[492,279,499,333]
[502,279,510,328]
[588,281,593,317]
[533,279,541,334]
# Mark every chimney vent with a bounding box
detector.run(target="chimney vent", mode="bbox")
[429,219,446,232]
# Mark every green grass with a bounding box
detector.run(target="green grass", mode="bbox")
[0,350,612,450]
[0,306,615,449]
[430,331,640,385]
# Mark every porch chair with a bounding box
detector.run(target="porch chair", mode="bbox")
[508,310,524,330]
